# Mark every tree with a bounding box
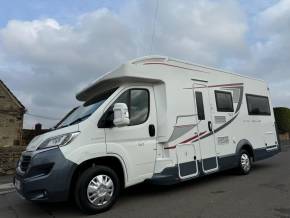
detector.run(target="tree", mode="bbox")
[274,107,290,133]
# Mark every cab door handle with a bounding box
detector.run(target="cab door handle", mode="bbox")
[149,124,155,137]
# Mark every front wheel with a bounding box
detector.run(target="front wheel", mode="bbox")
[74,166,120,214]
[238,150,252,175]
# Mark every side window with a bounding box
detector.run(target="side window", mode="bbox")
[99,91,129,127]
[246,94,271,116]
[114,90,130,105]
[98,88,149,127]
[215,91,234,112]
[195,92,205,120]
[130,89,150,125]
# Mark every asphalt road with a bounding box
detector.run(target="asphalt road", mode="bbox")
[1,146,290,218]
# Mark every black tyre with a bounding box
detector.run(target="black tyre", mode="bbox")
[74,165,120,214]
[238,149,252,175]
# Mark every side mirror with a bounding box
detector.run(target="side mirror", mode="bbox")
[113,103,130,127]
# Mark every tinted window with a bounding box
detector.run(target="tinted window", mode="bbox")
[114,90,129,105]
[99,91,129,127]
[130,89,149,125]
[246,94,271,116]
[215,91,234,112]
[195,92,205,120]
[99,89,149,127]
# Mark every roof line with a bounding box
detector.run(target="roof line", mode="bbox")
[130,55,265,83]
[0,80,26,110]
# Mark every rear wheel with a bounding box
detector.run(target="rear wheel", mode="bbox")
[74,166,120,214]
[238,149,252,175]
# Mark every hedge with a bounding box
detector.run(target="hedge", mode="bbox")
[274,107,290,133]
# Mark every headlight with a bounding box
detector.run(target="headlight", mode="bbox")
[38,132,80,150]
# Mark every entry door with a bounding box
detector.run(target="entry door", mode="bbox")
[193,83,218,173]
[104,87,157,182]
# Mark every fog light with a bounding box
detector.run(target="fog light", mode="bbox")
[30,190,48,200]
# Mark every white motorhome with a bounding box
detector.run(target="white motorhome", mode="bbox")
[14,56,280,214]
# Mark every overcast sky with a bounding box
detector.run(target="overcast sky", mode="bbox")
[0,0,289,129]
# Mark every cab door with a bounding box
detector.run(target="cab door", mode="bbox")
[193,82,218,174]
[103,86,157,183]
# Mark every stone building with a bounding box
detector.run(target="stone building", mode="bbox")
[0,80,26,147]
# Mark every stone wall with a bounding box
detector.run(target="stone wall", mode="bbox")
[0,82,24,147]
[0,124,49,175]
[0,146,26,175]
[0,113,23,147]
[0,81,26,174]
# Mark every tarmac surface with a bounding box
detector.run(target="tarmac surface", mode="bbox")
[0,145,289,218]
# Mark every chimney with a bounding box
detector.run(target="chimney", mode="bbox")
[35,123,42,135]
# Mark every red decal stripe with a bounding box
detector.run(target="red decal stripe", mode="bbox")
[165,131,207,150]
[180,131,207,144]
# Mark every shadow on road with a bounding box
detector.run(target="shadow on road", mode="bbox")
[30,161,278,217]
[121,161,277,198]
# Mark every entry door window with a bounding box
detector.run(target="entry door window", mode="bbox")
[195,91,205,120]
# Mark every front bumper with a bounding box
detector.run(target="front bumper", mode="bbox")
[14,148,77,202]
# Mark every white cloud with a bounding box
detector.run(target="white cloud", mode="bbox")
[122,0,249,64]
[224,0,290,108]
[0,0,289,128]
[230,1,290,81]
[0,8,136,128]
[258,0,290,33]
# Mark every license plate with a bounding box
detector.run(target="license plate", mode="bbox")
[14,179,21,191]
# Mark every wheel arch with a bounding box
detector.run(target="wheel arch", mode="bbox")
[69,155,127,199]
[236,139,255,160]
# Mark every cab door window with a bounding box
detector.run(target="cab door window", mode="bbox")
[130,89,149,125]
[99,88,150,127]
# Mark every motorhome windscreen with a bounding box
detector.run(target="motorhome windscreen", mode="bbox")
[57,88,118,128]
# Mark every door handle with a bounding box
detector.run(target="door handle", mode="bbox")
[208,121,213,132]
[149,124,155,137]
